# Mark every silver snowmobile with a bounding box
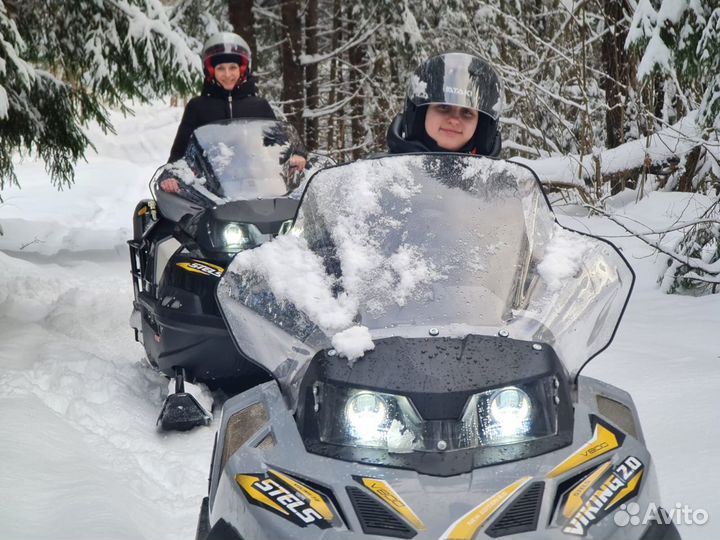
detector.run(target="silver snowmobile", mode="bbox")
[197,154,680,539]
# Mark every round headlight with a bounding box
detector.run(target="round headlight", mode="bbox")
[223,223,248,246]
[489,387,532,435]
[345,392,387,440]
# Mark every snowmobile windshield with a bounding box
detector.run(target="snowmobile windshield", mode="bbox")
[217,154,633,401]
[169,119,306,203]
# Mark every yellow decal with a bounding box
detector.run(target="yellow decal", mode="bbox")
[236,474,288,515]
[442,476,531,540]
[176,260,225,278]
[562,462,613,518]
[608,470,643,508]
[547,423,620,478]
[560,456,644,536]
[360,478,427,531]
[269,470,335,522]
[137,206,148,217]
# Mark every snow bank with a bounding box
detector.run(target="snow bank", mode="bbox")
[1,102,177,255]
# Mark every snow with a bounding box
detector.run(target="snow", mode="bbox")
[637,32,672,80]
[0,103,213,540]
[624,0,684,80]
[0,84,7,119]
[657,0,689,26]
[401,7,423,47]
[625,0,658,48]
[331,326,375,364]
[225,158,439,360]
[231,234,359,334]
[536,226,595,290]
[1,103,719,539]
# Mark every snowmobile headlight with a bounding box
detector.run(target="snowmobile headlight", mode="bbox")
[345,392,388,440]
[207,221,265,253]
[317,385,423,452]
[463,379,557,446]
[489,387,532,432]
[223,222,249,246]
[310,378,557,454]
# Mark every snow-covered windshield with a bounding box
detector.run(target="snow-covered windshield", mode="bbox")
[217,155,633,401]
[171,119,305,203]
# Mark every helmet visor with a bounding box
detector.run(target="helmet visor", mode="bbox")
[203,33,252,73]
[407,53,503,120]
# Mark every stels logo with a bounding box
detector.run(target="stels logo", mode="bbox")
[236,471,337,529]
[253,477,324,524]
[176,260,224,279]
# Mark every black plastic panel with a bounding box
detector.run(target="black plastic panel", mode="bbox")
[346,487,416,539]
[486,481,545,537]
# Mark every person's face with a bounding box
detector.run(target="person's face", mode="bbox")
[424,104,479,151]
[215,62,242,90]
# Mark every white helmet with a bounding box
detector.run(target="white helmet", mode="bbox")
[202,32,252,84]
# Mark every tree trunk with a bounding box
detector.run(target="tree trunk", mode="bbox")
[227,0,257,68]
[347,10,365,160]
[601,0,635,193]
[280,0,304,135]
[326,0,341,152]
[601,0,629,151]
[304,0,319,149]
[678,146,702,192]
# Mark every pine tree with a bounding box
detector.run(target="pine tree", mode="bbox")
[694,7,720,129]
[626,0,720,129]
[0,0,202,192]
[625,0,720,293]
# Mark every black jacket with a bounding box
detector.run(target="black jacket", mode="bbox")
[168,76,276,162]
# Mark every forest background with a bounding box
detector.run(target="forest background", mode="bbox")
[1,0,719,293]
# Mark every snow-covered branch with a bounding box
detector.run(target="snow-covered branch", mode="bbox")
[298,21,381,66]
[517,112,709,189]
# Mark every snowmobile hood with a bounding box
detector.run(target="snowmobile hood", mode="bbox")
[217,154,634,404]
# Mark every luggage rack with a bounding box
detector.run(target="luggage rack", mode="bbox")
[128,200,158,343]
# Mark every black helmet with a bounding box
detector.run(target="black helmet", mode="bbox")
[400,53,503,155]
[202,32,252,85]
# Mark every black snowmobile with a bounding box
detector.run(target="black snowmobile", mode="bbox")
[129,118,318,431]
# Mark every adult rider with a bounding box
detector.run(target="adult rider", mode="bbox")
[160,32,305,193]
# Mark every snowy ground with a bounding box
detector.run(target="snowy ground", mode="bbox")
[1,104,718,539]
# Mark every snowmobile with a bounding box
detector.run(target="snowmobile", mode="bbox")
[129,118,320,431]
[196,154,680,539]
